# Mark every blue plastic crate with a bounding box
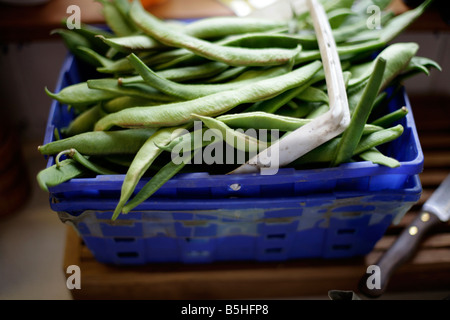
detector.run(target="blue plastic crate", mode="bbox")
[43,55,424,265]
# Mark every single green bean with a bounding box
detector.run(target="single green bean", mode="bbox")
[38,128,157,156]
[331,57,387,167]
[296,86,329,104]
[358,147,400,168]
[102,96,159,114]
[45,82,119,106]
[245,69,325,114]
[121,150,198,214]
[62,104,105,137]
[306,104,330,119]
[87,78,179,102]
[216,112,382,134]
[50,29,100,67]
[127,53,292,100]
[100,0,137,37]
[55,148,118,175]
[371,106,408,128]
[112,125,190,220]
[36,159,86,192]
[193,114,269,153]
[118,61,229,85]
[291,125,404,166]
[129,1,302,67]
[205,66,248,83]
[94,60,322,131]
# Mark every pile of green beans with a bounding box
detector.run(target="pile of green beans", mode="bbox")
[38,0,440,220]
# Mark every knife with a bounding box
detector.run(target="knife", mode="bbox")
[358,173,450,298]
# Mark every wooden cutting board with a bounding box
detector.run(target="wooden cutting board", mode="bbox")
[62,94,450,300]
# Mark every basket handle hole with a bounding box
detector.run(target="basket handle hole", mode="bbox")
[266,233,286,239]
[117,252,139,258]
[337,229,356,235]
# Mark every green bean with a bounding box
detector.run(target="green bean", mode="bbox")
[38,128,157,156]
[280,101,314,118]
[358,147,400,168]
[55,148,118,175]
[102,96,159,113]
[371,106,408,128]
[182,16,289,39]
[127,53,292,100]
[296,86,329,104]
[193,114,269,153]
[62,104,106,137]
[205,66,247,83]
[99,34,165,53]
[69,22,113,55]
[306,104,329,119]
[291,125,404,166]
[156,128,209,153]
[332,57,387,167]
[245,69,325,114]
[112,125,189,220]
[151,31,309,70]
[87,78,179,102]
[77,46,117,70]
[45,82,119,106]
[100,21,292,53]
[347,42,418,113]
[100,0,137,37]
[121,150,198,214]
[216,112,382,134]
[119,61,228,85]
[129,1,302,67]
[50,29,101,67]
[94,60,322,131]
[327,8,356,29]
[358,43,419,92]
[355,124,404,155]
[100,18,291,53]
[36,159,86,192]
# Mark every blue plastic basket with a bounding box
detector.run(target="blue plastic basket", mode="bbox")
[43,55,424,265]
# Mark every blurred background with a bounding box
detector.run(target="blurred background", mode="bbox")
[0,0,448,300]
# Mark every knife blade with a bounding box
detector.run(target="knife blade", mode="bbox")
[358,173,450,298]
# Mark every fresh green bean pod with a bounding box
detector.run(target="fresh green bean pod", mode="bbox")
[129,1,302,67]
[38,128,157,156]
[94,60,323,131]
[193,114,270,153]
[118,61,229,85]
[63,104,106,137]
[121,150,198,214]
[217,112,382,134]
[45,82,119,106]
[127,53,292,100]
[291,125,404,166]
[102,96,159,114]
[358,147,400,168]
[87,78,180,102]
[55,148,118,175]
[36,159,86,192]
[371,106,408,128]
[332,57,387,167]
[112,125,190,220]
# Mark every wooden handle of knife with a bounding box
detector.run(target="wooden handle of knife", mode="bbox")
[358,211,441,298]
